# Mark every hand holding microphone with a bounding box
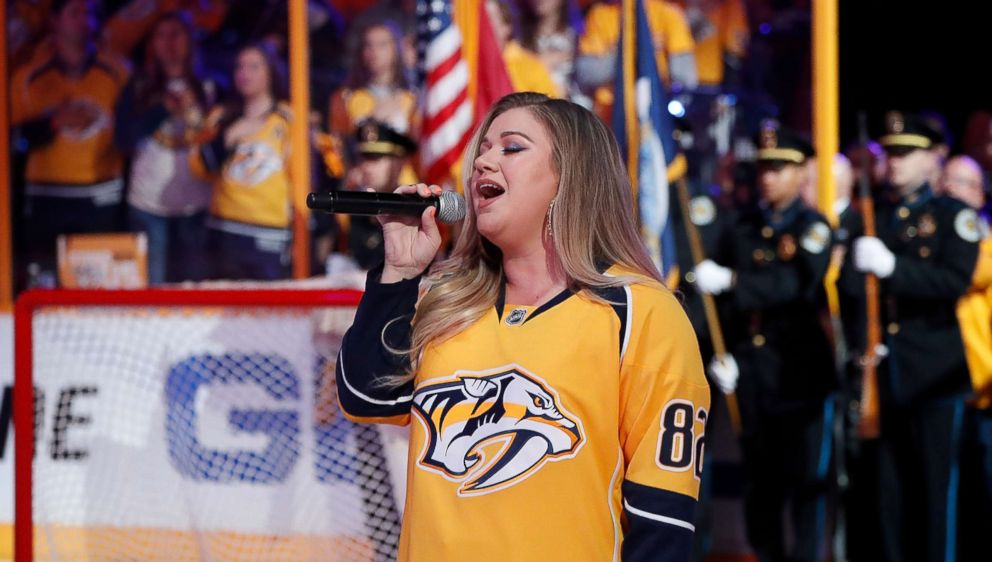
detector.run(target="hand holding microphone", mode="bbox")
[307,184,465,282]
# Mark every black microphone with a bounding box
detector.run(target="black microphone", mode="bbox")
[306,190,466,224]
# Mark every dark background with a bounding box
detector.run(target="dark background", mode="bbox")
[838,0,991,151]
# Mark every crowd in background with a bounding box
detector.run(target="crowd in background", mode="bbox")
[6,0,812,288]
[7,1,992,561]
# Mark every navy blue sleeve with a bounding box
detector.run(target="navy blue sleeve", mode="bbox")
[16,115,56,151]
[888,210,979,299]
[198,133,231,173]
[113,81,170,152]
[335,264,421,421]
[621,480,697,562]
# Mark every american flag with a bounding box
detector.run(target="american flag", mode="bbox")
[417,0,474,186]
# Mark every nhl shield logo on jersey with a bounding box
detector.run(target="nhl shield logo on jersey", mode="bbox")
[411,366,585,496]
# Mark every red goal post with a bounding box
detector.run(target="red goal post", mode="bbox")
[14,288,409,562]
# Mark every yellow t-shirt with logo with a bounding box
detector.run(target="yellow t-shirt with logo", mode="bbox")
[336,267,710,561]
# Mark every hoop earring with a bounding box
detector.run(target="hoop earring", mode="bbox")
[545,199,556,239]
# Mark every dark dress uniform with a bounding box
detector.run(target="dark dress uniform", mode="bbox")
[669,182,735,561]
[838,113,981,562]
[338,120,417,270]
[835,197,886,562]
[671,182,736,361]
[727,125,836,562]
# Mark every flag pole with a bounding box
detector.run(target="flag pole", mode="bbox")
[289,0,311,279]
[674,178,742,434]
[621,0,639,207]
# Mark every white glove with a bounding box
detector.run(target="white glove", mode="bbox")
[858,343,890,367]
[707,354,739,394]
[693,259,734,295]
[853,237,896,278]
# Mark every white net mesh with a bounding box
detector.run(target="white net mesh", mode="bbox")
[26,298,403,561]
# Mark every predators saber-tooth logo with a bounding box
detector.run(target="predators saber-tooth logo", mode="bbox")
[411,366,584,496]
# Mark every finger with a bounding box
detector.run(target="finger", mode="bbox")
[420,206,441,242]
[394,184,419,195]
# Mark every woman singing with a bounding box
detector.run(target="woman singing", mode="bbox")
[336,92,709,561]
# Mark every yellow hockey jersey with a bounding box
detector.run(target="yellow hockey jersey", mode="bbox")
[191,105,294,228]
[337,266,710,561]
[10,49,130,185]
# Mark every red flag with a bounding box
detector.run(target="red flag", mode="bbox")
[474,1,514,119]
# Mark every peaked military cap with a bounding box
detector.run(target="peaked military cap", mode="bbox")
[756,119,815,165]
[879,111,943,154]
[355,119,418,157]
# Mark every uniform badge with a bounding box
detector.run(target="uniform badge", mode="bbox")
[360,121,379,142]
[887,111,904,134]
[689,196,716,226]
[505,308,528,326]
[760,120,779,149]
[955,208,982,242]
[800,222,830,254]
[777,234,797,261]
[918,214,937,237]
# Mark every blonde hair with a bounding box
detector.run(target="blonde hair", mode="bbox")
[395,92,661,381]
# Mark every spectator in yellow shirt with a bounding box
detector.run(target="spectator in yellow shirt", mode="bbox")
[576,0,697,120]
[191,44,297,280]
[10,0,130,289]
[678,0,748,89]
[486,0,562,98]
[516,0,589,105]
[328,18,420,185]
[945,155,992,560]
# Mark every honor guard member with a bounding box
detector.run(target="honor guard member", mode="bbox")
[341,119,418,270]
[834,149,887,562]
[670,124,737,381]
[940,155,992,562]
[840,112,981,562]
[694,121,836,562]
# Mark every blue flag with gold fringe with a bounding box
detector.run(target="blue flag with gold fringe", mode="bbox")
[611,0,687,278]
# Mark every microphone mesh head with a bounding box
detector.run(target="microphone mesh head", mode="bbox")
[437,191,467,223]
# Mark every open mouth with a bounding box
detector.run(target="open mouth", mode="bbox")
[477,182,506,200]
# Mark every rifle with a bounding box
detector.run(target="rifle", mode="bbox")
[855,112,881,440]
[675,177,742,435]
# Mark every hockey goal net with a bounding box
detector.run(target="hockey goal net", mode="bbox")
[14,288,405,562]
